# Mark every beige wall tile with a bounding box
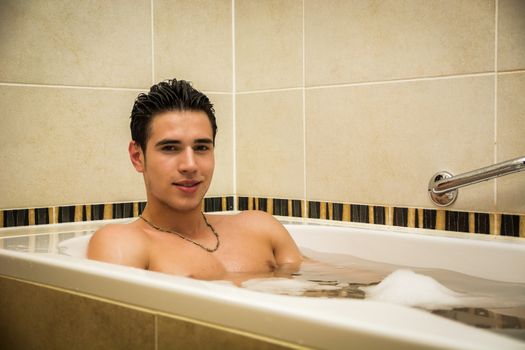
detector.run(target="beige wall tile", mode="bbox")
[2,0,515,217]
[207,93,234,196]
[0,0,152,88]
[0,277,155,349]
[305,0,494,86]
[0,86,145,209]
[497,72,525,213]
[235,0,303,91]
[498,0,525,71]
[158,315,294,350]
[236,91,304,199]
[306,76,495,211]
[154,0,232,92]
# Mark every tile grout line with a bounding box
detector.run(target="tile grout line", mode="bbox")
[5,70,523,94]
[302,0,307,215]
[306,72,497,89]
[154,314,158,350]
[498,69,525,75]
[151,0,155,84]
[232,0,238,210]
[0,82,145,91]
[494,0,499,210]
[231,71,498,95]
[236,87,303,94]
[0,81,232,94]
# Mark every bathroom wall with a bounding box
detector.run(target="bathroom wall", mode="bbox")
[236,0,525,216]
[0,0,234,209]
[1,1,524,227]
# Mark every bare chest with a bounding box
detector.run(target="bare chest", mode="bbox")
[146,230,276,279]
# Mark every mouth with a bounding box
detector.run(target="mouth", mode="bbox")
[173,180,202,193]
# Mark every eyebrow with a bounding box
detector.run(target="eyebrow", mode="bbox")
[155,138,214,147]
[195,138,214,144]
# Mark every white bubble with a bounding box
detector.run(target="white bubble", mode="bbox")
[361,269,466,309]
[360,269,524,310]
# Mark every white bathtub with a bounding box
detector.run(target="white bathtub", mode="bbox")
[1,217,524,349]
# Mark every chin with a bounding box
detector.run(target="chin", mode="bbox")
[171,199,205,213]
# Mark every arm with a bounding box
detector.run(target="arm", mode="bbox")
[267,216,303,269]
[243,211,303,268]
[87,224,149,269]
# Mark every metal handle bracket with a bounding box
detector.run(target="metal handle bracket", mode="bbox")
[428,156,525,207]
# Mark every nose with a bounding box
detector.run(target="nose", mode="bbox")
[179,147,198,173]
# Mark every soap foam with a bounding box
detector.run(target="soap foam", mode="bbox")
[360,269,467,309]
[360,269,525,310]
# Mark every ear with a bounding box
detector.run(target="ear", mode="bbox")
[129,141,145,172]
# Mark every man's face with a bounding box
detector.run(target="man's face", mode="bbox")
[134,110,215,212]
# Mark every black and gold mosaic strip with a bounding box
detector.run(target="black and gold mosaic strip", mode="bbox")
[236,197,524,238]
[203,196,234,212]
[1,208,53,227]
[0,196,234,228]
[1,196,523,237]
[238,197,303,218]
[307,201,525,237]
[55,203,144,224]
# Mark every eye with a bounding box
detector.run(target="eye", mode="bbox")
[161,145,179,152]
[194,145,211,152]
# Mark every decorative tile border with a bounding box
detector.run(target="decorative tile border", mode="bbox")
[237,197,525,238]
[203,196,235,213]
[237,197,304,217]
[0,196,235,228]
[1,196,523,238]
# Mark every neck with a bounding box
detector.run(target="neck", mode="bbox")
[140,201,205,237]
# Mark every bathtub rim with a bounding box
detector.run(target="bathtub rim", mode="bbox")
[1,247,524,350]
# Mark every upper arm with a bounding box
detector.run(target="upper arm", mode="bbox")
[269,217,303,267]
[87,225,149,269]
[245,211,303,267]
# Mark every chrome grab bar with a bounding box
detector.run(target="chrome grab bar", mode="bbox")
[428,155,525,206]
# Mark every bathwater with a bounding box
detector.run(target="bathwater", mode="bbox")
[241,247,525,341]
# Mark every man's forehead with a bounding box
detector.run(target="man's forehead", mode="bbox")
[151,110,211,129]
[154,137,213,146]
[147,110,213,141]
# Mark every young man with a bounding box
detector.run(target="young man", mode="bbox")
[87,79,302,281]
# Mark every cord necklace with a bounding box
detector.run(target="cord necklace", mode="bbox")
[139,212,220,253]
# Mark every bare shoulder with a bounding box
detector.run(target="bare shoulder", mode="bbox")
[231,210,284,231]
[87,221,149,268]
[227,210,302,265]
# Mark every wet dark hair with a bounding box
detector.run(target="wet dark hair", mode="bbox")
[130,78,217,151]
